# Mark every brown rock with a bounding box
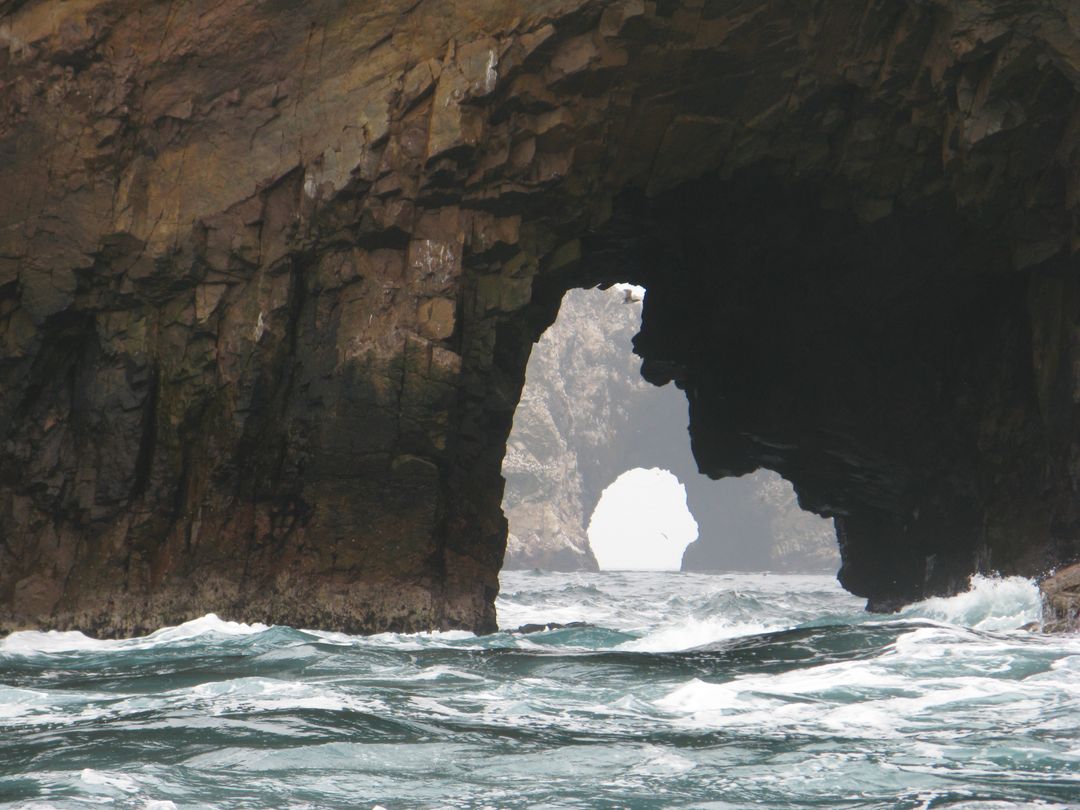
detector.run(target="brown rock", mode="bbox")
[1040,564,1080,632]
[0,0,1077,638]
[418,298,456,341]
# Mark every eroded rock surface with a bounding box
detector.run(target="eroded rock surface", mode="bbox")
[680,469,839,573]
[1040,563,1080,632]
[1,0,1078,634]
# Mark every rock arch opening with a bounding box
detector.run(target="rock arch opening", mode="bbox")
[500,285,839,575]
[587,467,697,571]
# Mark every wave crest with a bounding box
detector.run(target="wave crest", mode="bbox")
[897,574,1041,631]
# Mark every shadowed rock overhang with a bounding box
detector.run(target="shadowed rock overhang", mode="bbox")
[1,0,1078,634]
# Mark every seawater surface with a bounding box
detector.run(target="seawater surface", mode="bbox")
[1,571,1077,809]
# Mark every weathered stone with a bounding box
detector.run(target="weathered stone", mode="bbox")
[0,0,1077,637]
[1040,563,1080,632]
[417,298,456,340]
[194,284,228,322]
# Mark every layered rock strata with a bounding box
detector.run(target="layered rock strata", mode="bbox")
[1,0,1078,633]
[501,286,837,573]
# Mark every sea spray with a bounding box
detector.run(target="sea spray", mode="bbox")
[896,574,1043,632]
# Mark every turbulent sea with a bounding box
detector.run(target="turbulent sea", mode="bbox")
[1,571,1078,809]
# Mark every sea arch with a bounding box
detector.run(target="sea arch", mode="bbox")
[0,0,1077,634]
[499,284,837,574]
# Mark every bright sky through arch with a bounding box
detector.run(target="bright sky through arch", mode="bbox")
[587,467,699,570]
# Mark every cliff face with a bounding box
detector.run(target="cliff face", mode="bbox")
[680,469,839,573]
[502,286,837,573]
[502,288,643,573]
[1,0,1078,634]
[502,286,651,572]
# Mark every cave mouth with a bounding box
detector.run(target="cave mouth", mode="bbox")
[498,281,840,577]
[490,159,1074,612]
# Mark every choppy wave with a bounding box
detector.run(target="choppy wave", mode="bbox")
[896,574,1043,631]
[2,571,1077,809]
[0,613,269,656]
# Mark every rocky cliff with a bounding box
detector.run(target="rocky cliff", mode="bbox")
[502,287,639,573]
[680,468,840,573]
[1,0,1078,634]
[501,286,838,573]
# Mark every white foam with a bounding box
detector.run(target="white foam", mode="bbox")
[0,613,268,655]
[182,677,357,714]
[0,686,54,719]
[656,671,926,738]
[303,628,477,649]
[495,594,623,632]
[496,571,862,637]
[408,666,484,682]
[898,575,1042,631]
[146,613,269,642]
[79,769,139,793]
[408,695,474,718]
[653,606,1078,740]
[632,747,696,776]
[657,677,771,714]
[0,685,112,727]
[1,571,1077,807]
[0,629,113,654]
[618,616,779,652]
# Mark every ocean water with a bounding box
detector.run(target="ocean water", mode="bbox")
[1,571,1077,809]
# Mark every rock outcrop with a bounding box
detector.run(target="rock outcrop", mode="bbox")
[1040,563,1080,632]
[501,286,837,573]
[1,0,1078,634]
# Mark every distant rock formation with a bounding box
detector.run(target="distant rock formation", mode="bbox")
[680,469,839,573]
[502,287,647,572]
[501,288,838,573]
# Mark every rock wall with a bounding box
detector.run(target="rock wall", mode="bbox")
[501,286,837,573]
[1,0,1078,634]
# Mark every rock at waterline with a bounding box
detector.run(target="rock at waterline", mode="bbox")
[1039,563,1080,632]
